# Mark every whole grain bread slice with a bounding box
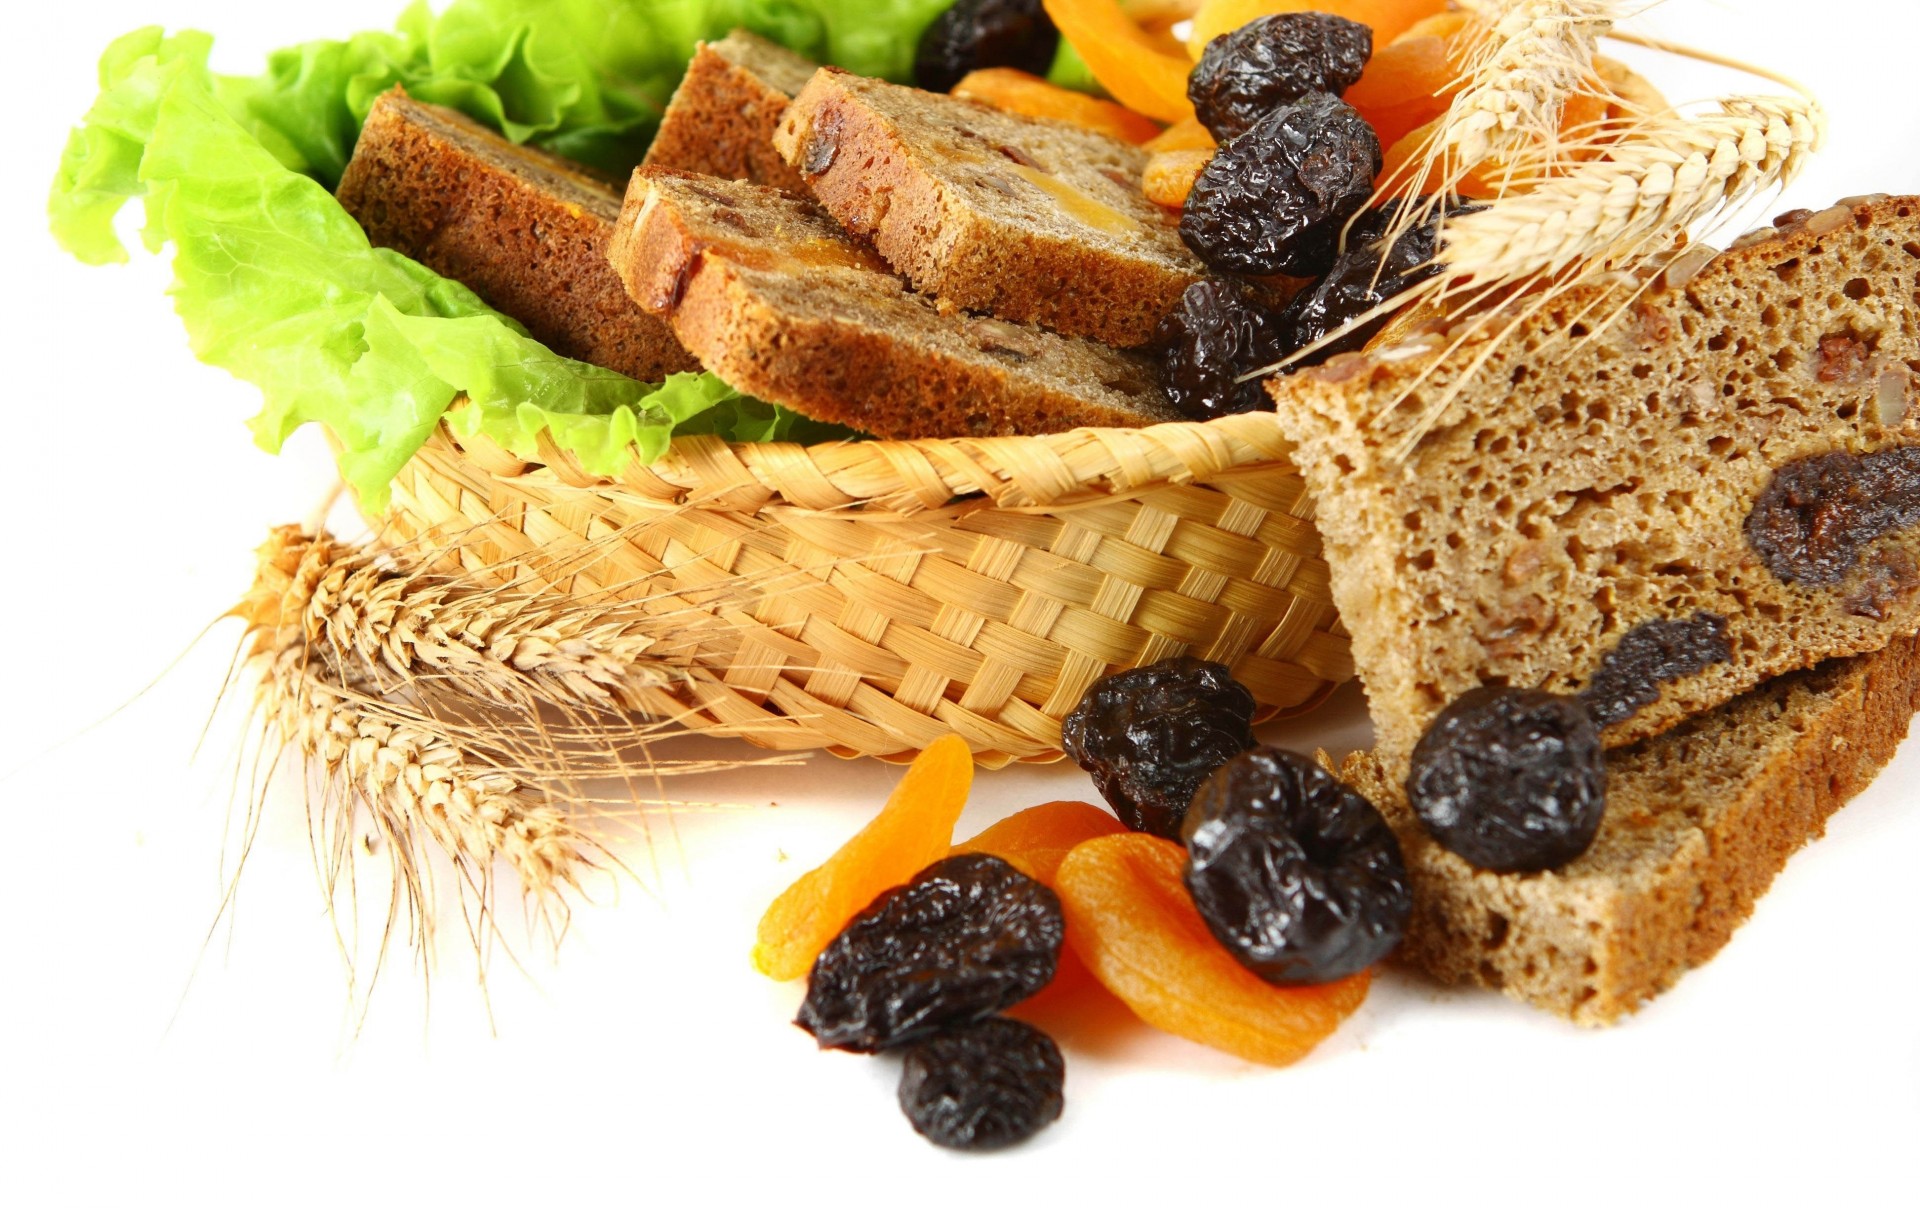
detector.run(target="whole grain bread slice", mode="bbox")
[642,30,817,193]
[606,168,1184,438]
[337,89,698,383]
[1339,634,1920,1025]
[1270,195,1920,772]
[771,68,1206,348]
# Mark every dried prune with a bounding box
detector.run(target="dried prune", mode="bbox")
[1406,687,1607,873]
[1182,748,1409,985]
[1156,279,1291,419]
[1060,656,1258,839]
[915,0,1060,94]
[796,854,1064,1052]
[1276,196,1480,365]
[1744,447,1920,587]
[1579,613,1732,729]
[1179,93,1381,278]
[1188,13,1373,143]
[897,1018,1065,1150]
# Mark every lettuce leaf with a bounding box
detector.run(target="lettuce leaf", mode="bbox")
[48,1,927,507]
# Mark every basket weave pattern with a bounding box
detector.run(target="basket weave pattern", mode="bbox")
[379,410,1352,766]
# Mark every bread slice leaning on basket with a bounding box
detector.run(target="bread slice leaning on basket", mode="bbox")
[1337,634,1920,1025]
[1269,195,1920,773]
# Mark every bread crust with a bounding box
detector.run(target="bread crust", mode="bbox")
[1272,196,1920,769]
[608,168,1185,439]
[772,69,1205,348]
[642,32,815,193]
[337,89,697,382]
[1341,635,1920,1025]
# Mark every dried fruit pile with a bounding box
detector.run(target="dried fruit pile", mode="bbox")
[758,652,1623,1149]
[921,1,1661,420]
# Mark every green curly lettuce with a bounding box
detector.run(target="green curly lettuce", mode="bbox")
[48,0,946,507]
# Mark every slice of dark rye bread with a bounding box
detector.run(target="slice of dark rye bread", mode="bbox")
[771,68,1206,349]
[606,168,1185,438]
[337,88,698,382]
[1338,634,1920,1025]
[641,30,817,193]
[1269,195,1920,771]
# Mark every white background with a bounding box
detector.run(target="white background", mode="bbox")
[4,2,1917,1203]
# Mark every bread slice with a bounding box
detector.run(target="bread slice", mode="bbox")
[1269,195,1920,770]
[770,68,1205,348]
[337,89,698,383]
[642,30,817,193]
[1339,634,1920,1025]
[606,168,1184,438]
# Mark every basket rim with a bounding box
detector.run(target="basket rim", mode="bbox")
[445,404,1303,515]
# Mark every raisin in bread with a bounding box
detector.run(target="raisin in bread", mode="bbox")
[606,168,1184,439]
[771,68,1206,348]
[642,30,817,193]
[1270,195,1920,771]
[337,88,696,382]
[1339,634,1920,1025]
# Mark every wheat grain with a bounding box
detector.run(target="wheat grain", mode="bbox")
[1448,0,1615,171]
[1433,94,1825,284]
[234,526,801,993]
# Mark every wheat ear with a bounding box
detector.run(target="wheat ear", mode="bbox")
[1432,93,1825,285]
[232,526,796,996]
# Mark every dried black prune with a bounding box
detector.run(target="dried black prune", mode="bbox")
[1578,613,1733,728]
[797,854,1063,1052]
[1060,656,1258,839]
[1188,13,1373,142]
[1156,279,1290,419]
[1276,196,1480,366]
[1179,93,1382,278]
[1744,447,1920,587]
[1182,748,1410,985]
[1406,687,1607,873]
[897,1018,1065,1151]
[915,0,1060,94]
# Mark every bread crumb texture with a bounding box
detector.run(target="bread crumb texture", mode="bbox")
[337,89,697,382]
[1274,197,1920,768]
[774,68,1205,348]
[1342,634,1920,1025]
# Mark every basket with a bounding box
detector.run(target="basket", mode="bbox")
[375,407,1352,767]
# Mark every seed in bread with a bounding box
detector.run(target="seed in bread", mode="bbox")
[642,30,817,193]
[606,168,1185,440]
[1270,195,1920,770]
[771,68,1207,349]
[337,88,697,382]
[1340,634,1920,1025]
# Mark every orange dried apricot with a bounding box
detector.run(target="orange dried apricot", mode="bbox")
[953,68,1165,144]
[1144,116,1217,153]
[952,799,1128,884]
[1342,12,1471,146]
[752,734,974,981]
[1142,147,1213,208]
[1186,0,1446,61]
[1043,0,1197,123]
[1054,833,1371,1065]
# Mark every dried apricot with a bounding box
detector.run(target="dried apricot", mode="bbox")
[953,800,1128,1022]
[1142,146,1213,208]
[1341,12,1470,146]
[753,734,974,981]
[1144,116,1217,153]
[1186,0,1445,61]
[953,68,1164,144]
[1043,0,1196,123]
[952,799,1128,883]
[1053,833,1371,1065]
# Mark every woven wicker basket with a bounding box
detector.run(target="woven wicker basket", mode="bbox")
[375,407,1351,767]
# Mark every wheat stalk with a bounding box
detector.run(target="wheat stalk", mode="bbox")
[232,526,798,1002]
[1448,0,1615,171]
[1432,93,1824,285]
